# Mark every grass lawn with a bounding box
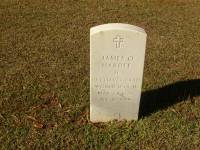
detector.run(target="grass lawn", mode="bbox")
[0,0,200,149]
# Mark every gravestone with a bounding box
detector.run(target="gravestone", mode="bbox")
[90,23,147,122]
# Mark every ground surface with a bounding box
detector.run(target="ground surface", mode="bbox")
[0,0,200,149]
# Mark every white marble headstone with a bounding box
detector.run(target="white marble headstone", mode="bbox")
[90,23,147,122]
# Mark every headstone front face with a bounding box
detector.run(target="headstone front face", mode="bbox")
[90,23,147,122]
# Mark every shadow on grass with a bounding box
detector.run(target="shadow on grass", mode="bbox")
[139,79,200,118]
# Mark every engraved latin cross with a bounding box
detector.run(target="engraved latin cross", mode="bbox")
[113,35,123,48]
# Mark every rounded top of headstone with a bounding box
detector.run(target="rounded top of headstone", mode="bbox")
[90,23,146,35]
